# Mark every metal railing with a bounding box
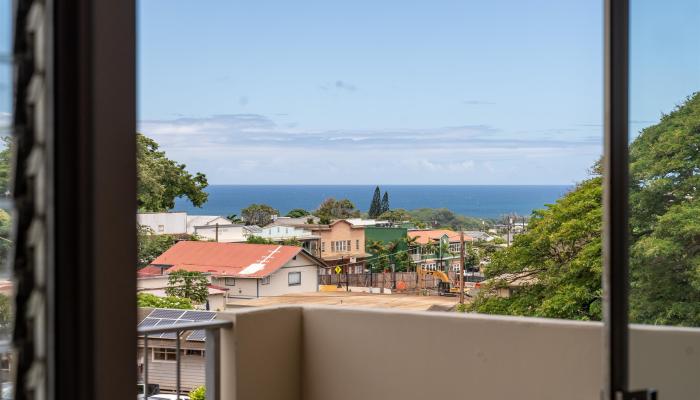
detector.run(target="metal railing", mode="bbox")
[138,320,233,400]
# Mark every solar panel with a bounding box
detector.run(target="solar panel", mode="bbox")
[182,310,216,321]
[149,309,186,319]
[186,330,207,341]
[140,309,219,341]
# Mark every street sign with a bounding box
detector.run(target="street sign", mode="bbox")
[335,266,342,274]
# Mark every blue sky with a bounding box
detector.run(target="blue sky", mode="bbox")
[2,1,699,184]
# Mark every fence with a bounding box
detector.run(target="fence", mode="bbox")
[318,271,485,291]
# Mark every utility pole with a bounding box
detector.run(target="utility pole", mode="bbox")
[459,230,465,305]
[215,223,219,242]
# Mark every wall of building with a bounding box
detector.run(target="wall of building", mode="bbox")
[215,276,259,298]
[259,254,319,297]
[137,212,187,234]
[316,221,366,261]
[138,346,205,393]
[218,307,700,400]
[193,225,248,242]
[364,227,407,251]
[186,216,231,234]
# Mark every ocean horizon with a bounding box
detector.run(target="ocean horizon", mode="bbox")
[172,185,573,219]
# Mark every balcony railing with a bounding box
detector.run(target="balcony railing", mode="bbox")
[138,320,233,400]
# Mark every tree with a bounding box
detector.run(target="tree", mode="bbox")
[137,133,208,211]
[286,208,310,218]
[165,270,209,304]
[136,292,193,310]
[226,214,244,224]
[468,177,602,320]
[379,208,410,223]
[368,186,382,218]
[316,198,360,221]
[381,191,390,214]
[246,235,275,244]
[0,137,13,195]
[0,294,12,338]
[407,208,488,230]
[137,225,177,267]
[0,209,12,266]
[366,240,388,273]
[628,92,700,326]
[241,203,278,226]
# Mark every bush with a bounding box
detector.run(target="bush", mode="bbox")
[136,293,193,309]
[190,386,205,400]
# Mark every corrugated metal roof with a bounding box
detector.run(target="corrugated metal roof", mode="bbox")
[150,241,304,278]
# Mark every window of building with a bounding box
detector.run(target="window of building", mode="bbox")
[224,277,236,286]
[157,225,164,232]
[321,241,325,252]
[152,348,177,362]
[184,349,205,357]
[261,276,270,285]
[356,240,359,250]
[288,271,301,286]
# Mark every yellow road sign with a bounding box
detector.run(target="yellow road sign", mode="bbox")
[335,266,342,274]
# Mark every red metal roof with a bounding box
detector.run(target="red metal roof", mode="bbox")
[150,241,304,278]
[137,266,165,277]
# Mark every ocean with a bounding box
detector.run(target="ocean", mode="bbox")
[172,185,572,219]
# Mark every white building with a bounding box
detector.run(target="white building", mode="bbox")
[137,212,232,234]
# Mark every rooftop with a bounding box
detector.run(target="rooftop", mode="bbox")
[150,241,311,278]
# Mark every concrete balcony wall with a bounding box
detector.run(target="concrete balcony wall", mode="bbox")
[219,306,700,400]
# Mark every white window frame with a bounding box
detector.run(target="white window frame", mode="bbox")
[224,277,236,286]
[288,271,301,286]
[261,276,270,285]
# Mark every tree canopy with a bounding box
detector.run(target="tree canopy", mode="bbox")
[241,203,279,226]
[368,186,382,218]
[165,270,209,304]
[381,192,390,214]
[136,292,193,310]
[470,92,700,326]
[137,133,208,211]
[315,198,360,222]
[286,208,310,218]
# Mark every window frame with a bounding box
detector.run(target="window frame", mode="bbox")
[152,348,178,363]
[288,271,302,286]
[224,277,236,286]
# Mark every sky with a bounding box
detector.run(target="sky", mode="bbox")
[1,1,699,184]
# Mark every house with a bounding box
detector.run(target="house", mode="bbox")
[266,215,320,227]
[463,231,495,242]
[407,229,473,272]
[137,308,214,393]
[309,220,371,273]
[136,273,228,311]
[148,241,326,299]
[256,225,321,256]
[137,212,231,235]
[192,224,260,242]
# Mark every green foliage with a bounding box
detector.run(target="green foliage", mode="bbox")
[366,240,389,272]
[241,203,278,226]
[286,208,310,218]
[0,137,13,195]
[165,270,209,304]
[378,208,410,222]
[246,235,275,244]
[381,191,390,214]
[469,177,603,321]
[407,208,489,230]
[136,292,193,310]
[0,209,12,267]
[137,225,177,267]
[190,386,206,400]
[368,186,382,218]
[0,293,12,338]
[137,133,208,211]
[316,198,360,221]
[281,237,303,247]
[629,92,700,326]
[226,214,244,223]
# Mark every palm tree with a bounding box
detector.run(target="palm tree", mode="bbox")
[385,239,402,289]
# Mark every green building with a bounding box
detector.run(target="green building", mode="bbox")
[364,226,408,255]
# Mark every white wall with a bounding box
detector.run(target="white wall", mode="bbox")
[259,254,318,297]
[215,276,259,298]
[137,212,187,234]
[219,307,700,400]
[194,225,248,242]
[186,216,231,234]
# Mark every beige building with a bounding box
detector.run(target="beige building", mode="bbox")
[311,220,370,273]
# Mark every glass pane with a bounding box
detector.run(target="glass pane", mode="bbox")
[629,0,700,328]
